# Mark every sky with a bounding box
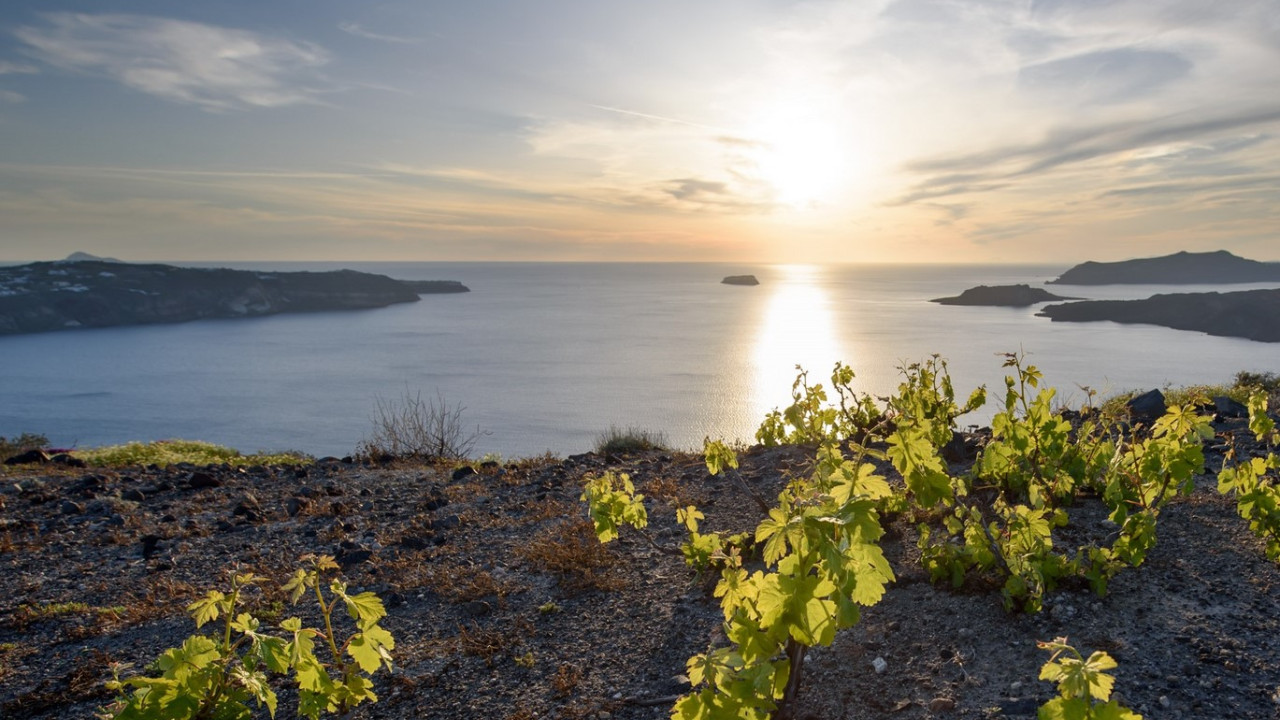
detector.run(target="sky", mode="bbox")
[0,0,1278,263]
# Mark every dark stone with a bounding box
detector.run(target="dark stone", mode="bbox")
[188,471,221,489]
[4,449,50,465]
[60,500,83,515]
[286,496,310,517]
[431,514,461,532]
[141,534,163,559]
[293,467,308,479]
[233,494,264,522]
[452,465,477,481]
[50,453,87,468]
[460,600,493,618]
[122,489,146,502]
[1213,395,1249,419]
[1127,389,1168,422]
[335,546,373,568]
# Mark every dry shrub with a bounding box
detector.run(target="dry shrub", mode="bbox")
[640,473,700,507]
[551,662,583,698]
[517,518,623,593]
[456,622,508,664]
[359,389,485,461]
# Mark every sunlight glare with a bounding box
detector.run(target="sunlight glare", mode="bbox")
[751,265,845,422]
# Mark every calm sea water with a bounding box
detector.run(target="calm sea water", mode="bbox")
[1,262,1277,458]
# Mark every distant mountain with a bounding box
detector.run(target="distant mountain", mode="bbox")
[1048,250,1280,285]
[1038,288,1280,342]
[61,251,124,263]
[931,284,1076,307]
[0,260,468,336]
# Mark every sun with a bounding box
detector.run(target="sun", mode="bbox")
[747,110,862,209]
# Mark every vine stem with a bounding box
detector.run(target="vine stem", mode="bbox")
[314,578,344,664]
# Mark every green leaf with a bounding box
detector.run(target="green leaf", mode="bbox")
[348,623,396,673]
[187,591,226,628]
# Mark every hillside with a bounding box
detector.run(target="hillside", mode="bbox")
[0,260,467,336]
[3,420,1279,719]
[1048,250,1280,285]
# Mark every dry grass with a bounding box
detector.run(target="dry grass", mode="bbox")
[551,662,583,698]
[456,622,510,664]
[516,518,624,593]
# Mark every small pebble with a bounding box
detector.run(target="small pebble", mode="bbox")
[872,656,888,674]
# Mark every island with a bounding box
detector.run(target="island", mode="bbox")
[1038,288,1280,342]
[931,284,1076,307]
[721,274,759,286]
[0,259,469,336]
[1049,250,1280,285]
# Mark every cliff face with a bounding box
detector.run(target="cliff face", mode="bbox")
[0,261,438,335]
[1038,288,1280,342]
[1049,250,1280,285]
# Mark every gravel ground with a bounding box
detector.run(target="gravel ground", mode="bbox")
[2,420,1279,720]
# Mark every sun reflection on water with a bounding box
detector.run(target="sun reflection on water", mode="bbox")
[750,265,846,423]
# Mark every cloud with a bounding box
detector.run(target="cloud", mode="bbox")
[337,22,423,44]
[1018,48,1191,104]
[0,90,25,103]
[14,13,329,111]
[894,106,1280,203]
[0,61,39,75]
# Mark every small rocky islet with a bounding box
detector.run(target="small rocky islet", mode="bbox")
[930,284,1076,307]
[0,255,468,336]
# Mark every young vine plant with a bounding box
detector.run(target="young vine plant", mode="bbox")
[1218,392,1280,562]
[103,555,394,720]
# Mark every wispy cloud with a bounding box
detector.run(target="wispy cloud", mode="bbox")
[337,22,423,44]
[0,61,39,75]
[14,13,330,111]
[0,90,25,104]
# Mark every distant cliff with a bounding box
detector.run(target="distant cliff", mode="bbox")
[1049,250,1280,285]
[931,284,1075,307]
[0,260,467,336]
[1038,289,1280,342]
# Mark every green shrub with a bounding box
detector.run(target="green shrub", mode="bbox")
[74,440,310,468]
[594,425,668,455]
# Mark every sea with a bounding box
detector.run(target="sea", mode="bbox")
[1,262,1277,458]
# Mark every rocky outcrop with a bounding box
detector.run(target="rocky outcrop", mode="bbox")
[1038,288,1280,342]
[399,280,470,294]
[0,260,466,336]
[1049,250,1280,285]
[931,284,1076,307]
[722,275,760,286]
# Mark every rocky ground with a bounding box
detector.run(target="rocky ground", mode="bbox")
[2,420,1280,720]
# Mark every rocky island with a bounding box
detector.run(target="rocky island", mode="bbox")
[721,274,759,286]
[0,259,469,336]
[931,284,1076,307]
[1039,288,1280,342]
[1049,249,1280,285]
